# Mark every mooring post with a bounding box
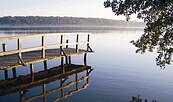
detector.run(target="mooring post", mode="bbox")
[12,67,17,78]
[2,43,8,80]
[76,34,79,52]
[30,64,34,81]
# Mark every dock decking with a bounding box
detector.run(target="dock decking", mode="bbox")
[0,48,89,69]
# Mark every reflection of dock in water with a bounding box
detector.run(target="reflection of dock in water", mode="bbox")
[0,64,93,102]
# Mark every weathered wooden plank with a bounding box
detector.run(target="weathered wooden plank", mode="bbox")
[0,48,89,70]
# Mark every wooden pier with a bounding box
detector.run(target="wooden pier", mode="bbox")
[0,33,93,80]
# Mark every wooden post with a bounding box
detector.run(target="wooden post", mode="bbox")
[44,61,47,71]
[87,34,90,51]
[18,38,22,63]
[65,39,69,64]
[60,35,65,73]
[2,43,8,80]
[60,35,63,55]
[30,64,34,81]
[61,57,64,73]
[66,39,69,48]
[12,67,17,78]
[76,34,79,52]
[84,53,87,66]
[4,70,8,80]
[42,35,45,58]
[2,43,6,52]
[69,56,71,64]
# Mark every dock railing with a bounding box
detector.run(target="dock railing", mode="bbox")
[0,33,92,56]
[0,33,93,80]
[0,33,93,69]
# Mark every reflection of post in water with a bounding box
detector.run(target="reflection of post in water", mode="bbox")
[42,84,46,102]
[0,64,93,102]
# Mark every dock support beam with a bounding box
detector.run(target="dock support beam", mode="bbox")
[30,64,34,81]
[4,70,8,80]
[61,57,65,73]
[12,68,17,78]
[44,61,47,71]
[69,56,71,64]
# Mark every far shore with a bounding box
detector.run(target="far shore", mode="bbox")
[0,25,145,29]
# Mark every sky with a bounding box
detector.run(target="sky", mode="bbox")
[0,0,139,21]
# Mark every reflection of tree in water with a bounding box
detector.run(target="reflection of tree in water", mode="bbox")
[0,26,144,35]
[0,64,93,102]
[104,0,173,68]
[130,95,157,102]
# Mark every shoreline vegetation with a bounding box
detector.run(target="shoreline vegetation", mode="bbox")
[0,16,145,28]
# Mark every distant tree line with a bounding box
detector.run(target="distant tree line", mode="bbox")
[0,16,145,27]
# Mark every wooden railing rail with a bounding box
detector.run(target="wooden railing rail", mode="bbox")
[0,33,91,57]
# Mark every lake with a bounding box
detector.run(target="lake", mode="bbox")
[0,27,173,102]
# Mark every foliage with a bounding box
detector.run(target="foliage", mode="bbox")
[104,0,173,68]
[0,16,144,27]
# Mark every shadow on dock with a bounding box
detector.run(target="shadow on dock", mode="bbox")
[0,64,93,102]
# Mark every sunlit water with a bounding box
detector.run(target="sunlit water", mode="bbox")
[0,28,173,102]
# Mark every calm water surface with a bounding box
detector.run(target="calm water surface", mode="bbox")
[0,28,173,102]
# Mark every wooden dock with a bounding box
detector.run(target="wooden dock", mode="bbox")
[0,33,93,80]
[0,64,93,102]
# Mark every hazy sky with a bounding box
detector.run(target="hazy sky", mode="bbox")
[0,0,138,21]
